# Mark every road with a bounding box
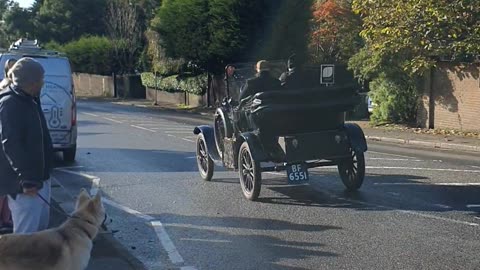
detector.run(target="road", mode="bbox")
[54,100,480,270]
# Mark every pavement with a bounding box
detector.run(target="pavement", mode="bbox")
[49,99,480,270]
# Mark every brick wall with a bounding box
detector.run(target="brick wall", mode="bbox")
[418,63,480,131]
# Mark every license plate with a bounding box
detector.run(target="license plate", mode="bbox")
[286,163,309,184]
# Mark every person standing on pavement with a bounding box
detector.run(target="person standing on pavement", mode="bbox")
[0,58,17,233]
[0,57,53,234]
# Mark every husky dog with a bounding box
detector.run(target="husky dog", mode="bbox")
[0,189,106,270]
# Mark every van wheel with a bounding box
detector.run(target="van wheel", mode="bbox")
[63,145,76,163]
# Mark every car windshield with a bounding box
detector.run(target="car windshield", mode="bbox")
[0,55,71,79]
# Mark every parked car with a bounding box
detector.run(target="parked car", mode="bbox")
[0,39,77,162]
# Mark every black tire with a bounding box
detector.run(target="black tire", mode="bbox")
[338,149,365,191]
[238,142,261,201]
[214,109,232,159]
[196,133,214,181]
[63,145,76,163]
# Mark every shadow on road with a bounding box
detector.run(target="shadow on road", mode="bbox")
[149,213,340,270]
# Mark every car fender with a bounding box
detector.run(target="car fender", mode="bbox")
[344,123,368,153]
[238,132,269,162]
[194,125,221,161]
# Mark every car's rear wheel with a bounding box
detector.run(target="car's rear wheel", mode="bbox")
[338,149,365,191]
[63,145,77,163]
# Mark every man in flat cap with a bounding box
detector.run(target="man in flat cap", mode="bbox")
[0,57,53,233]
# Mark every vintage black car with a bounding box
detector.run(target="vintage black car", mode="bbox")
[194,61,367,201]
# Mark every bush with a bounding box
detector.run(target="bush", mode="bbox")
[141,72,207,95]
[55,36,116,75]
[369,73,419,125]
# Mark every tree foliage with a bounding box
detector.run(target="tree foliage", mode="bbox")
[352,0,480,74]
[309,0,362,64]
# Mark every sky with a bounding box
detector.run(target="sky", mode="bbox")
[16,0,34,8]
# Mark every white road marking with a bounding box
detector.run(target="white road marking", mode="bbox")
[266,172,285,176]
[367,166,480,173]
[131,125,157,132]
[103,198,154,221]
[82,112,99,117]
[151,220,188,265]
[186,156,197,159]
[180,266,199,270]
[386,192,400,196]
[54,168,98,180]
[466,205,480,208]
[367,158,443,163]
[182,138,195,142]
[368,151,417,159]
[56,165,84,170]
[472,165,480,169]
[103,117,124,124]
[432,204,453,209]
[180,238,231,243]
[165,131,195,134]
[374,182,480,186]
[323,190,479,227]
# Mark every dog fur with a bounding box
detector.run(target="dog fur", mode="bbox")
[0,189,105,270]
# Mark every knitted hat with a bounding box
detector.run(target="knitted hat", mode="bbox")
[8,57,45,88]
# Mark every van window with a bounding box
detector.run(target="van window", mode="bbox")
[0,55,71,79]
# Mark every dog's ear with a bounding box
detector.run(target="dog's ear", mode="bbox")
[92,192,102,205]
[75,189,91,209]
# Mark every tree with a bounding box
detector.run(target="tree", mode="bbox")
[106,0,143,73]
[34,0,75,43]
[2,3,35,39]
[260,0,313,63]
[152,0,210,67]
[309,0,362,64]
[352,0,480,74]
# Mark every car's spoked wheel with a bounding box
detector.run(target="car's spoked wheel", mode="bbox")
[238,142,261,201]
[338,149,365,191]
[196,134,214,181]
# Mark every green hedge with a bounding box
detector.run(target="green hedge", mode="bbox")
[141,72,207,95]
[45,36,116,75]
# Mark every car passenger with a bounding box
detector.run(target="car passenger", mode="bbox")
[239,60,281,101]
[279,54,309,90]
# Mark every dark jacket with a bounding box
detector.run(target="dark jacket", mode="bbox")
[279,68,310,90]
[0,86,53,196]
[239,71,281,101]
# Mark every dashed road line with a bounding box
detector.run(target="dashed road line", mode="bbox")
[82,112,99,117]
[182,138,195,143]
[374,182,480,186]
[131,125,157,132]
[368,151,417,159]
[367,166,480,173]
[322,190,479,227]
[103,117,124,124]
[466,205,480,208]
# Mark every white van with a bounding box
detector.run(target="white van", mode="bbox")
[0,39,77,162]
